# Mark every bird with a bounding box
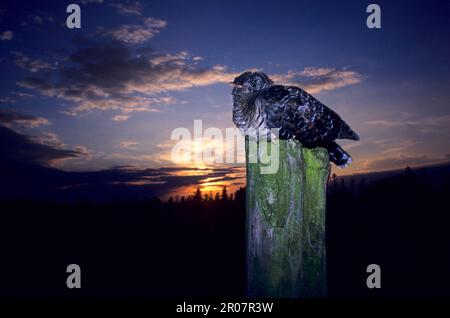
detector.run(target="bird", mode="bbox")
[231,71,360,167]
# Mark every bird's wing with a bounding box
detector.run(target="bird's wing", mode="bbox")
[258,85,355,145]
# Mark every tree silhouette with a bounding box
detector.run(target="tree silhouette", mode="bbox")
[1,163,450,297]
[193,187,202,203]
[221,186,228,201]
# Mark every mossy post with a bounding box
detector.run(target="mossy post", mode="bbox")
[246,137,329,297]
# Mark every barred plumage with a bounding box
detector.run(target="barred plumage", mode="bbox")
[232,71,359,167]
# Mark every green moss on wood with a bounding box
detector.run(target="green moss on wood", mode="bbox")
[246,139,329,298]
[300,147,329,297]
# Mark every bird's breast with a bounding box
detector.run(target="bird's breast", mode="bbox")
[233,97,271,140]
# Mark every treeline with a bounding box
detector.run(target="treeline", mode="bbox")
[0,165,449,297]
[165,186,246,206]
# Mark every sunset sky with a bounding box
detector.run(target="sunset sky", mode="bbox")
[0,0,449,198]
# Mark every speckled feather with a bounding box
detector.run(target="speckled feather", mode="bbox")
[232,72,359,167]
[259,85,357,146]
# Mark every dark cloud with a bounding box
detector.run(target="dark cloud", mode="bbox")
[0,129,244,200]
[0,111,85,166]
[0,125,81,166]
[59,164,244,202]
[17,39,236,118]
[13,30,362,121]
[0,110,49,128]
[0,110,244,200]
[10,51,55,73]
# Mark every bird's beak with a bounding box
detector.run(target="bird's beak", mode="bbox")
[228,81,235,86]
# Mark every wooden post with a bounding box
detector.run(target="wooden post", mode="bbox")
[246,138,329,297]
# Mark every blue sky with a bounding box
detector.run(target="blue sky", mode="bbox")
[0,0,449,186]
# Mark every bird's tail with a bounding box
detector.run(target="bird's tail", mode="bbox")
[324,142,353,168]
[338,122,360,141]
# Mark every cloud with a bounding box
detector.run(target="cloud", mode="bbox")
[117,140,139,149]
[379,140,417,155]
[103,152,170,168]
[364,114,450,133]
[17,52,361,118]
[364,119,402,128]
[100,17,167,44]
[31,132,65,148]
[64,95,169,116]
[0,97,16,104]
[0,111,92,167]
[16,77,54,95]
[11,51,55,72]
[406,115,450,127]
[0,125,83,166]
[16,40,235,117]
[74,145,93,160]
[20,15,55,27]
[30,16,44,24]
[0,111,50,128]
[0,31,13,40]
[271,67,362,94]
[0,152,245,200]
[13,92,34,99]
[13,33,361,120]
[112,114,130,121]
[359,154,450,172]
[110,1,143,16]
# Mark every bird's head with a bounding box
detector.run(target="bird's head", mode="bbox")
[231,71,273,97]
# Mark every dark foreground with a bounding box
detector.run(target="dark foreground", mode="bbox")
[0,164,450,298]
